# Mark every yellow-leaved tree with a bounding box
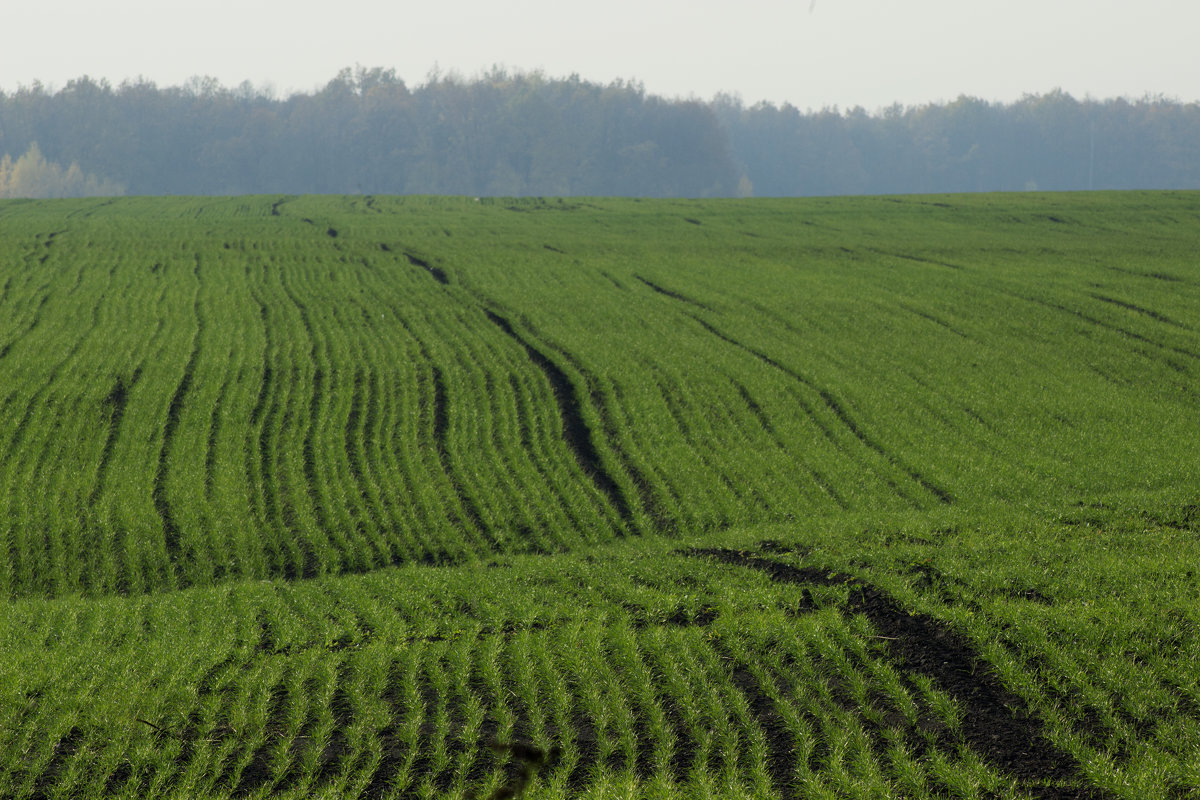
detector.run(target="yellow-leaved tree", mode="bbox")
[0,142,125,198]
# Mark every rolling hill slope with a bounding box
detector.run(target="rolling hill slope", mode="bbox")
[1,192,1198,799]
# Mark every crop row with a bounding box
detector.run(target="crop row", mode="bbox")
[4,194,1198,599]
[0,204,640,597]
[10,520,1192,800]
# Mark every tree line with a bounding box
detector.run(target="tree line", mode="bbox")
[715,91,1200,196]
[1,67,1197,198]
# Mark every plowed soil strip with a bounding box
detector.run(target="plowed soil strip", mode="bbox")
[686,547,1105,798]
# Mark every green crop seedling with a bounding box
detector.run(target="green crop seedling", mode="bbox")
[0,191,1197,798]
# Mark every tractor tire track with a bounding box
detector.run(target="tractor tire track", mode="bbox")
[385,303,497,556]
[203,369,234,505]
[2,290,94,475]
[685,378,778,514]
[505,372,610,549]
[456,277,663,537]
[1008,289,1200,362]
[0,281,51,363]
[1087,292,1196,332]
[457,276,665,530]
[654,375,746,521]
[695,318,859,453]
[687,547,1109,798]
[696,314,945,506]
[279,279,338,575]
[691,315,953,506]
[865,247,965,271]
[431,363,494,548]
[732,379,849,511]
[634,275,715,311]
[152,258,203,588]
[245,296,286,579]
[546,345,679,530]
[483,310,637,527]
[896,301,972,339]
[154,345,198,587]
[89,368,143,508]
[404,251,449,285]
[1102,264,1192,285]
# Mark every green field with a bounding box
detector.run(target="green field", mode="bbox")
[1,192,1198,799]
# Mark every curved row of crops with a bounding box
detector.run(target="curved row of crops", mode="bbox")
[4,193,1198,599]
[1,192,1198,798]
[5,522,1197,799]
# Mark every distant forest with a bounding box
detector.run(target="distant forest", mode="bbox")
[2,67,1198,197]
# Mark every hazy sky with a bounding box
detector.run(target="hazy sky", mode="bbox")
[4,0,1198,109]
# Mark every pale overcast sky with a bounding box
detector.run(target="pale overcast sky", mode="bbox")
[3,0,1198,109]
